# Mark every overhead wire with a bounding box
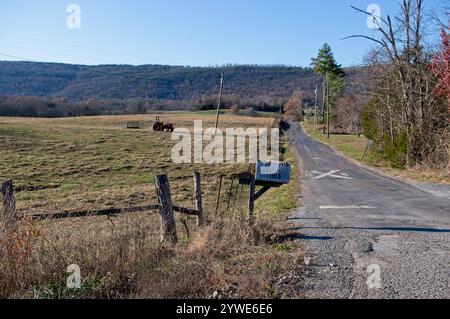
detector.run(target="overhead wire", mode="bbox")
[0,32,154,64]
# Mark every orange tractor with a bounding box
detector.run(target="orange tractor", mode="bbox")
[153,116,175,132]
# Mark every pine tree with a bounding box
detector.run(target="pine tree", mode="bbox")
[311,43,345,125]
[311,43,345,77]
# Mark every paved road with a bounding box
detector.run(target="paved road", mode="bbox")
[286,122,450,299]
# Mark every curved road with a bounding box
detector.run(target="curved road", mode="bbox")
[286,122,450,299]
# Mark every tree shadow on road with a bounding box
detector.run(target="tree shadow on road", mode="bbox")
[290,226,450,234]
[287,217,322,221]
[280,121,291,131]
[279,233,334,241]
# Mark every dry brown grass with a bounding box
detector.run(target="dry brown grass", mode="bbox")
[135,218,304,299]
[0,113,303,299]
[0,209,303,299]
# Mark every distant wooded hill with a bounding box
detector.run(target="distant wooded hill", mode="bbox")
[0,61,364,117]
[0,61,365,100]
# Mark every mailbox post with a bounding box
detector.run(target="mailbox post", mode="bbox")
[238,161,292,223]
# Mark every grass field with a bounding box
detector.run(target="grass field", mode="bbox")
[0,113,303,299]
[0,113,278,212]
[302,121,450,184]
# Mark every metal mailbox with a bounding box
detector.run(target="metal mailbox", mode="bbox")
[255,161,291,185]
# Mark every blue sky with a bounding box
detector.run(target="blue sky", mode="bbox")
[0,0,445,67]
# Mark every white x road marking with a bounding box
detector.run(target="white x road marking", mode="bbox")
[311,170,354,180]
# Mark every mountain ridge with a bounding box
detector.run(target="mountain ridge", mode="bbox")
[0,61,363,102]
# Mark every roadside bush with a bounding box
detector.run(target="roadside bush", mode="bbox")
[361,100,379,142]
[384,133,407,169]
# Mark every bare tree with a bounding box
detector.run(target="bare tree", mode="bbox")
[284,91,304,121]
[335,94,367,135]
[347,0,448,168]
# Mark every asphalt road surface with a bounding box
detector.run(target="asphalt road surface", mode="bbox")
[286,122,450,299]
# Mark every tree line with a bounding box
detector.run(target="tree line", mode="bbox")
[0,94,288,118]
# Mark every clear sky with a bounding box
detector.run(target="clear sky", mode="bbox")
[0,0,445,67]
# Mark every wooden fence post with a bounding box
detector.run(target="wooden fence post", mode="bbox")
[1,180,17,234]
[193,172,204,227]
[214,174,224,218]
[248,175,256,224]
[226,178,235,211]
[155,174,178,244]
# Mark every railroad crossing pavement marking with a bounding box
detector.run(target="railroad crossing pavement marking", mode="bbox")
[319,205,377,209]
[308,170,354,180]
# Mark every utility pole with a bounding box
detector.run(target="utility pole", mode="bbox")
[326,72,330,139]
[314,84,318,133]
[214,72,224,135]
[321,73,326,123]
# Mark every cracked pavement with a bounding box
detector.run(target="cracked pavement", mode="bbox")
[286,122,450,299]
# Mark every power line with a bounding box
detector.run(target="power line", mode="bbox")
[0,51,128,79]
[0,32,155,64]
[0,53,36,62]
[0,43,121,64]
